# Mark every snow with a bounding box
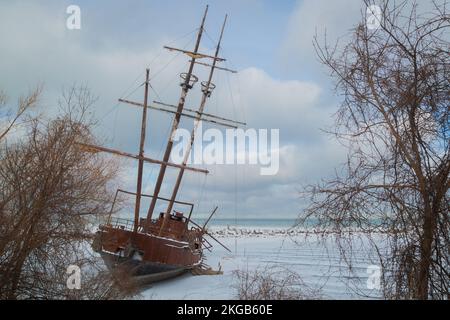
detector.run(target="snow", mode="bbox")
[138,228,384,300]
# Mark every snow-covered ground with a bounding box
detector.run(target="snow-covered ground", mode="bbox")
[139,227,384,300]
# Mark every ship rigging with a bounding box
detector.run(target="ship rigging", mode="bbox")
[81,5,245,284]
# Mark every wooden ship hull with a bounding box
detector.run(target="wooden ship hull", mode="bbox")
[92,212,205,284]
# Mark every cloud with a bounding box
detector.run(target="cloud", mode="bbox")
[230,67,323,139]
[0,0,348,219]
[280,0,364,81]
[279,0,441,79]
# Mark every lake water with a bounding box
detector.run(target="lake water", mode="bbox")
[141,234,383,300]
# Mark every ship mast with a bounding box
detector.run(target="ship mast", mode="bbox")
[133,68,150,233]
[145,5,209,224]
[159,15,228,235]
[76,7,246,257]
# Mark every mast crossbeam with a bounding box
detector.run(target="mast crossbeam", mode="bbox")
[191,60,237,73]
[164,46,226,62]
[153,101,246,127]
[119,98,244,128]
[75,142,209,174]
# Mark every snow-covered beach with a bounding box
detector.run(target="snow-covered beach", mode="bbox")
[139,224,384,300]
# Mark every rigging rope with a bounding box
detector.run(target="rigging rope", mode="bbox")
[99,27,199,122]
[155,35,196,97]
[201,30,247,255]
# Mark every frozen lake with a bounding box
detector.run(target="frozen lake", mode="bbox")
[139,228,384,300]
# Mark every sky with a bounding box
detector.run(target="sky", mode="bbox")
[0,0,438,219]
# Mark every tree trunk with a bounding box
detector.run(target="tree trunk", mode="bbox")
[417,201,433,299]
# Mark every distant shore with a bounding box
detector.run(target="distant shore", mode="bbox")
[208,225,392,238]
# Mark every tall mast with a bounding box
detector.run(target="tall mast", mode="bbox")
[133,68,150,233]
[145,5,209,224]
[160,15,228,233]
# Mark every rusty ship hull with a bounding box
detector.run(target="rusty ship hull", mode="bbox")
[92,213,204,284]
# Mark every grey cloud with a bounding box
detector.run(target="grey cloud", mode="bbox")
[1,1,349,219]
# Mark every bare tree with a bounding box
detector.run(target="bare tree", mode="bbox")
[0,86,42,142]
[300,0,449,299]
[0,86,135,299]
[233,266,321,300]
